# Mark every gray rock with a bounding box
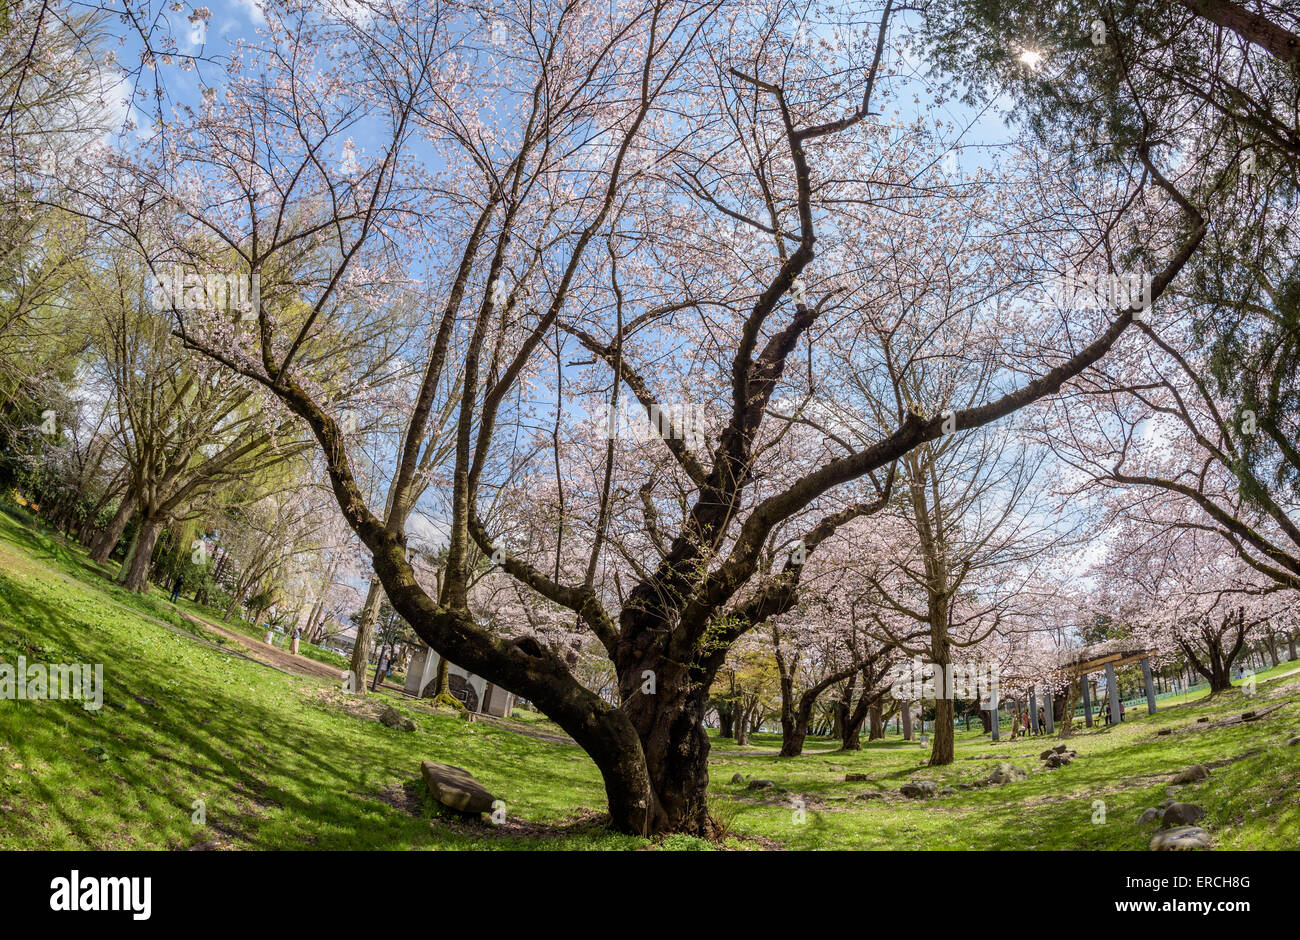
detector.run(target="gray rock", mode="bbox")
[938,787,955,796]
[1161,802,1206,828]
[380,705,417,732]
[845,772,870,781]
[985,762,1028,786]
[1149,826,1213,851]
[1039,748,1055,761]
[1044,752,1074,769]
[855,791,884,801]
[420,760,497,814]
[1053,743,1068,754]
[1158,799,1176,809]
[899,781,938,799]
[730,772,745,784]
[1171,764,1210,784]
[747,778,776,790]
[1137,807,1162,826]
[1286,735,1300,747]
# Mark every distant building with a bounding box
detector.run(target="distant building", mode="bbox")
[403,646,514,718]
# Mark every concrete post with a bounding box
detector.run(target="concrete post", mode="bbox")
[1029,689,1040,734]
[989,685,1000,741]
[1043,688,1054,733]
[1141,657,1158,715]
[1105,661,1121,725]
[1081,675,1093,727]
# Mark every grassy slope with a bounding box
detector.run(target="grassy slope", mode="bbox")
[1,509,1296,850]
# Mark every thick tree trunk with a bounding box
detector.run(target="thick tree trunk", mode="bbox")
[121,514,162,593]
[841,703,868,750]
[777,666,798,756]
[1208,662,1233,693]
[1059,681,1079,738]
[619,666,714,835]
[1264,633,1280,667]
[90,498,134,565]
[930,696,955,765]
[349,577,383,697]
[715,698,735,738]
[900,699,913,740]
[779,709,809,756]
[867,700,883,740]
[928,634,954,766]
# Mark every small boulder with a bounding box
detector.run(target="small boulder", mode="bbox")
[730,772,745,785]
[1053,743,1068,753]
[899,781,938,799]
[1038,748,1055,761]
[1196,716,1209,723]
[1137,807,1162,827]
[938,787,955,796]
[845,772,870,782]
[1171,764,1210,784]
[747,778,776,791]
[1157,728,1172,736]
[380,705,417,732]
[984,762,1028,786]
[1286,734,1300,747]
[1161,802,1206,828]
[1158,799,1176,809]
[1150,826,1213,851]
[855,791,884,801]
[420,760,496,814]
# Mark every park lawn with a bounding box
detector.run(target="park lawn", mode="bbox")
[1,507,1297,850]
[0,511,648,850]
[705,669,1300,850]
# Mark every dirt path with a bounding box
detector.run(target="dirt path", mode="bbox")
[0,536,345,686]
[1,530,568,741]
[175,609,344,682]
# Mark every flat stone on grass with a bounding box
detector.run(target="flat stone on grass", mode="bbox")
[1150,826,1213,851]
[420,760,497,815]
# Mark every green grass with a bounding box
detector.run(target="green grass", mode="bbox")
[1,508,1297,850]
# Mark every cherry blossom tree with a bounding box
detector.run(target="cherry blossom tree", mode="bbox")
[91,0,1211,835]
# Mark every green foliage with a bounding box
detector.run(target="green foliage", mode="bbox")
[1,510,1295,850]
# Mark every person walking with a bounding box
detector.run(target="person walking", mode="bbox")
[371,648,390,691]
[169,573,185,604]
[290,625,301,656]
[1037,706,1046,733]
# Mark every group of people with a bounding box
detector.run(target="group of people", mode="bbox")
[1010,706,1049,737]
